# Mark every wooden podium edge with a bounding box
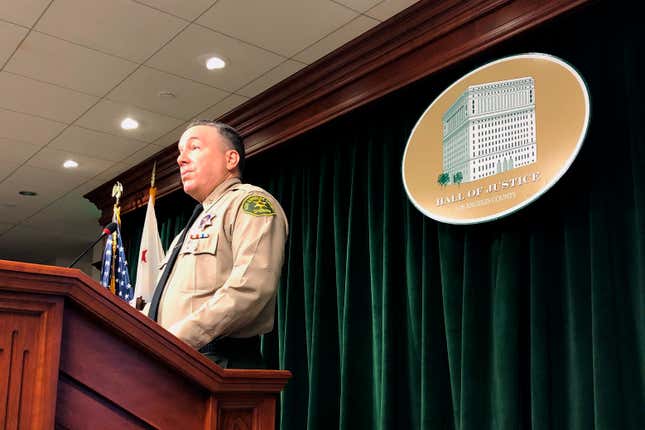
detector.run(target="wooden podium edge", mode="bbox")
[0,260,291,394]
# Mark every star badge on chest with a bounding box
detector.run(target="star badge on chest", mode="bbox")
[198,213,214,230]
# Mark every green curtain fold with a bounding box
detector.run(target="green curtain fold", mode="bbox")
[121,1,643,428]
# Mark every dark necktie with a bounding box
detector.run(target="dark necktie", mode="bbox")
[148,203,203,321]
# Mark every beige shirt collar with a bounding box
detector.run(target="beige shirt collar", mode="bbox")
[201,177,241,210]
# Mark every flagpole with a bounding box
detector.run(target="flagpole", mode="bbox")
[100,182,133,302]
[135,163,157,310]
[151,160,156,188]
[147,161,157,223]
[110,183,122,295]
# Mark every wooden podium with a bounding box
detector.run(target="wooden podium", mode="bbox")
[0,260,290,429]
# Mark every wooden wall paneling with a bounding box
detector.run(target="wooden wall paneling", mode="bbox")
[0,293,63,429]
[84,0,592,222]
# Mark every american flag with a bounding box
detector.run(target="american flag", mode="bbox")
[100,225,133,302]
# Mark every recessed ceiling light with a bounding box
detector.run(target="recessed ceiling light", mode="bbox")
[63,159,79,168]
[206,56,226,70]
[121,117,139,130]
[19,191,37,196]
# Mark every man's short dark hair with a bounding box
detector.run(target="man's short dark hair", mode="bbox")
[186,119,245,175]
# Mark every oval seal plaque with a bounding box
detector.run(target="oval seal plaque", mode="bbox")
[402,53,590,224]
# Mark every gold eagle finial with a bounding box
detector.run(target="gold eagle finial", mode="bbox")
[112,181,123,205]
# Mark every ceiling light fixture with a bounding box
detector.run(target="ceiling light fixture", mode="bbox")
[63,159,79,168]
[121,117,139,130]
[206,56,226,70]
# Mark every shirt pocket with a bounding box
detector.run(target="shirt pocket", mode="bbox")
[180,228,219,255]
[180,229,221,292]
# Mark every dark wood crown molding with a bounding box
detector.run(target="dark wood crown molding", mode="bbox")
[85,0,591,222]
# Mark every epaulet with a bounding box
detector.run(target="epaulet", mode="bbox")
[236,183,263,192]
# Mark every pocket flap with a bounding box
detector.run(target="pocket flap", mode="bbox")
[180,230,219,255]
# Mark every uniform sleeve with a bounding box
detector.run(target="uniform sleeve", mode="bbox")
[169,195,287,348]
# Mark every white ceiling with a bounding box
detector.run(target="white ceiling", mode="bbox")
[0,0,418,268]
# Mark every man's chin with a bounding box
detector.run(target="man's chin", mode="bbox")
[182,184,197,199]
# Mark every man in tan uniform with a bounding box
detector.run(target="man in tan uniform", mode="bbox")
[146,120,288,368]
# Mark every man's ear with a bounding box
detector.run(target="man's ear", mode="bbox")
[225,149,240,171]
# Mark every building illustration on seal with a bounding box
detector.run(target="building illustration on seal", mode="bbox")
[439,77,536,185]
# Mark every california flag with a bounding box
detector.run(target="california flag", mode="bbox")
[133,188,164,305]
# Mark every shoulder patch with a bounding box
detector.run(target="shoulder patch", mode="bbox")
[242,195,276,217]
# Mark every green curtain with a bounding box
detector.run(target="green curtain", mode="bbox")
[121,1,644,428]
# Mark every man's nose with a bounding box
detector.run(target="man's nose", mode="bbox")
[177,151,188,166]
